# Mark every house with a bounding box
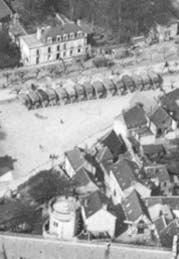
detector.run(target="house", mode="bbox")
[141,144,165,163]
[154,217,179,248]
[144,164,172,196]
[0,155,14,182]
[97,130,127,161]
[122,190,151,234]
[8,14,27,45]
[0,0,12,29]
[149,107,176,137]
[19,23,91,66]
[72,167,98,195]
[101,159,138,204]
[114,104,150,139]
[64,147,86,178]
[148,13,179,43]
[148,202,173,222]
[160,89,179,123]
[81,191,117,238]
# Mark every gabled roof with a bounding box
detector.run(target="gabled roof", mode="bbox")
[0,0,12,21]
[142,144,165,156]
[95,146,113,163]
[123,104,148,129]
[82,191,108,218]
[43,23,84,40]
[105,159,137,191]
[99,130,126,158]
[122,190,149,222]
[65,147,86,173]
[72,167,95,187]
[150,107,172,129]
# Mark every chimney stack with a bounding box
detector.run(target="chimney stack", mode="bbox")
[37,27,42,40]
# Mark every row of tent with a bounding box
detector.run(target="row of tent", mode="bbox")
[19,72,163,110]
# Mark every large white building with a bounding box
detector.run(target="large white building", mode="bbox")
[19,22,91,66]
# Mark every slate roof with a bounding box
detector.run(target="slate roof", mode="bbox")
[142,144,165,156]
[43,23,85,40]
[122,190,149,222]
[95,146,113,163]
[65,147,86,173]
[160,219,179,248]
[150,107,172,130]
[72,167,95,187]
[0,0,12,21]
[123,105,148,129]
[154,216,168,234]
[105,159,137,191]
[99,130,126,158]
[82,191,108,218]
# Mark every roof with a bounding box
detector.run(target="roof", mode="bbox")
[95,146,113,163]
[65,147,86,173]
[142,144,165,155]
[82,191,108,218]
[43,23,85,40]
[72,167,95,187]
[0,0,11,21]
[20,33,44,48]
[122,75,134,88]
[155,12,179,27]
[92,81,104,93]
[160,219,179,248]
[123,104,148,129]
[103,79,116,91]
[99,130,126,158]
[154,216,168,234]
[0,156,14,177]
[150,107,172,130]
[122,190,149,222]
[145,164,170,182]
[105,159,137,191]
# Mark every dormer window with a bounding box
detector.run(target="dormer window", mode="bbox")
[77,31,83,38]
[63,34,68,41]
[70,33,75,40]
[57,35,61,42]
[47,37,52,44]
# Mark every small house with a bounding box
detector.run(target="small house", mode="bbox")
[81,191,117,238]
[122,190,151,234]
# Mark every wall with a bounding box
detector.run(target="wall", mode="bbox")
[0,232,172,259]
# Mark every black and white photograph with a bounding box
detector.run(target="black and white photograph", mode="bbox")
[0,0,179,258]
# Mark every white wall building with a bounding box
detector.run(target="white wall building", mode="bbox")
[43,196,81,240]
[19,23,91,66]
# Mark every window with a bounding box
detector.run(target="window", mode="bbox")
[70,48,74,56]
[48,54,51,60]
[63,43,66,50]
[36,49,39,56]
[77,31,83,38]
[57,45,60,51]
[63,34,68,41]
[78,47,81,53]
[48,47,51,53]
[57,35,61,42]
[113,189,116,197]
[56,53,60,60]
[52,37,56,43]
[53,221,58,227]
[36,57,39,64]
[47,37,52,43]
[63,52,66,57]
[70,33,75,40]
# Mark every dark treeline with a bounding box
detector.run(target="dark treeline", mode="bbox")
[12,0,178,41]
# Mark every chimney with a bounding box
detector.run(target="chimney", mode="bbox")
[37,27,42,40]
[77,19,81,26]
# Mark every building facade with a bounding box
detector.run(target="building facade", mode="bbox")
[19,23,91,66]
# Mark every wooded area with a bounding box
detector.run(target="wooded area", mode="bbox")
[12,0,178,41]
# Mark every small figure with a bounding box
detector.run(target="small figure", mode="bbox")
[60,119,64,124]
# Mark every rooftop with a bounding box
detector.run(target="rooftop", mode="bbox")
[65,147,86,173]
[82,191,108,218]
[0,155,14,177]
[122,190,149,222]
[0,0,12,21]
[123,104,148,129]
[150,107,172,130]
[104,159,137,191]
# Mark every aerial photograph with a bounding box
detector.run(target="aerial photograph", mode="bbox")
[1,0,179,258]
